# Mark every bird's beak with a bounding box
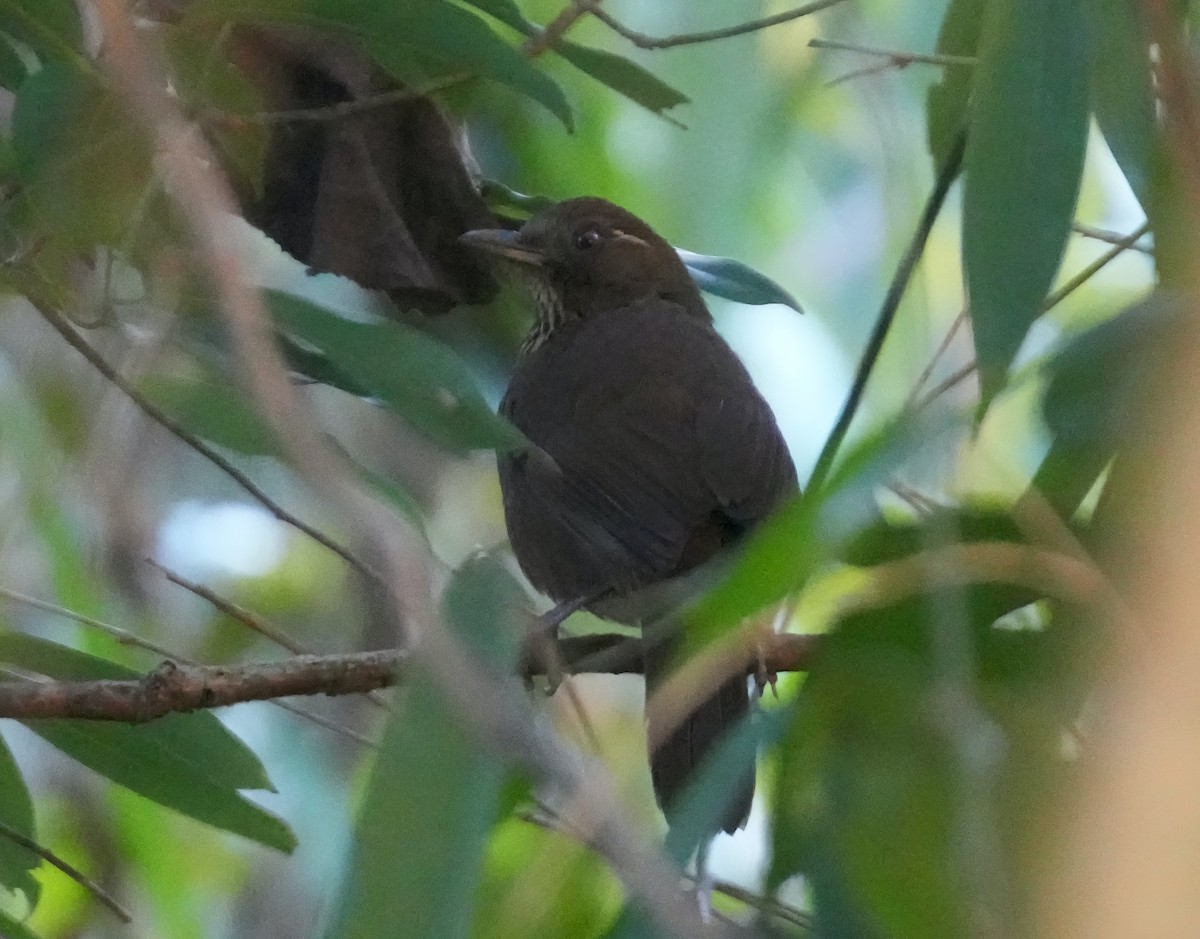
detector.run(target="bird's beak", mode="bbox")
[459,228,546,267]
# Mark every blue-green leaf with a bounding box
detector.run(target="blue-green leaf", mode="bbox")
[963,0,1089,407]
[139,370,278,457]
[0,633,295,853]
[676,249,803,313]
[0,0,82,65]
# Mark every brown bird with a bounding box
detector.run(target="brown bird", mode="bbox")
[462,197,797,833]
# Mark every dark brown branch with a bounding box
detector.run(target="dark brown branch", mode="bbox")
[0,633,820,722]
[0,818,132,923]
[30,300,371,576]
[583,0,847,49]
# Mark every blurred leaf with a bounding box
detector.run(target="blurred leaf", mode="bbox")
[0,0,81,64]
[0,908,42,939]
[0,33,27,90]
[0,633,295,853]
[186,0,573,129]
[475,818,621,939]
[1085,0,1156,206]
[925,0,986,171]
[841,508,1024,568]
[769,512,1077,933]
[0,732,39,906]
[269,291,526,453]
[139,370,278,457]
[676,249,804,313]
[165,26,268,195]
[963,0,1089,407]
[461,0,688,115]
[327,554,525,939]
[12,63,154,247]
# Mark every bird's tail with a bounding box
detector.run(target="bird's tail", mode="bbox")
[643,644,754,835]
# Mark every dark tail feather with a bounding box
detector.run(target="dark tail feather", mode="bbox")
[644,653,754,835]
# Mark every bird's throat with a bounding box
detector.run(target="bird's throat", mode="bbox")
[519,271,571,353]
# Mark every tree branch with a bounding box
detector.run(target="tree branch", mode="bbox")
[0,633,820,722]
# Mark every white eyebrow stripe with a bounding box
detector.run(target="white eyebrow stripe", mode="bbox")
[611,228,651,248]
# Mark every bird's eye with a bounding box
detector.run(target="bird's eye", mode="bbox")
[574,228,602,251]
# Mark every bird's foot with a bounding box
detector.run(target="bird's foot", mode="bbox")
[526,595,591,694]
[753,641,779,700]
[694,840,715,923]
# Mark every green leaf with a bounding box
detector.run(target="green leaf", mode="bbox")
[1086,0,1156,206]
[12,64,154,247]
[963,0,1089,407]
[0,633,295,853]
[925,0,986,171]
[461,0,687,116]
[0,0,82,65]
[139,370,278,457]
[676,249,804,313]
[269,291,525,454]
[0,733,39,905]
[186,0,573,129]
[327,555,524,939]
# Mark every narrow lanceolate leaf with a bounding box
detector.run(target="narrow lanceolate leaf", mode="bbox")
[0,908,43,939]
[327,555,525,939]
[676,249,804,313]
[1085,0,1156,206]
[0,633,295,853]
[0,733,39,905]
[925,0,987,171]
[269,291,525,454]
[963,0,1089,408]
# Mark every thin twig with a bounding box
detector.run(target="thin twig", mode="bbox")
[807,127,968,493]
[810,37,977,67]
[583,0,848,49]
[914,221,1152,411]
[28,299,371,577]
[906,308,968,408]
[826,59,907,87]
[0,818,132,923]
[1072,221,1153,254]
[212,72,474,126]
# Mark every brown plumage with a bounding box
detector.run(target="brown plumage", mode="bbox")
[462,197,797,833]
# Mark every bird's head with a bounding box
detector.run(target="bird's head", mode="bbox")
[460,197,707,347]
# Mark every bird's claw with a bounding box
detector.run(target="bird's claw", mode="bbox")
[753,642,779,700]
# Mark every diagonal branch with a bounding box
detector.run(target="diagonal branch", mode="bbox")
[30,298,371,576]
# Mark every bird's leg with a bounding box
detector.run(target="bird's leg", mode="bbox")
[528,591,606,694]
[694,839,715,923]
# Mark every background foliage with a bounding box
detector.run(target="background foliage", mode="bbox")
[0,0,1172,936]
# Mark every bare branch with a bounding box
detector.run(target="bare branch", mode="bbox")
[583,0,849,49]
